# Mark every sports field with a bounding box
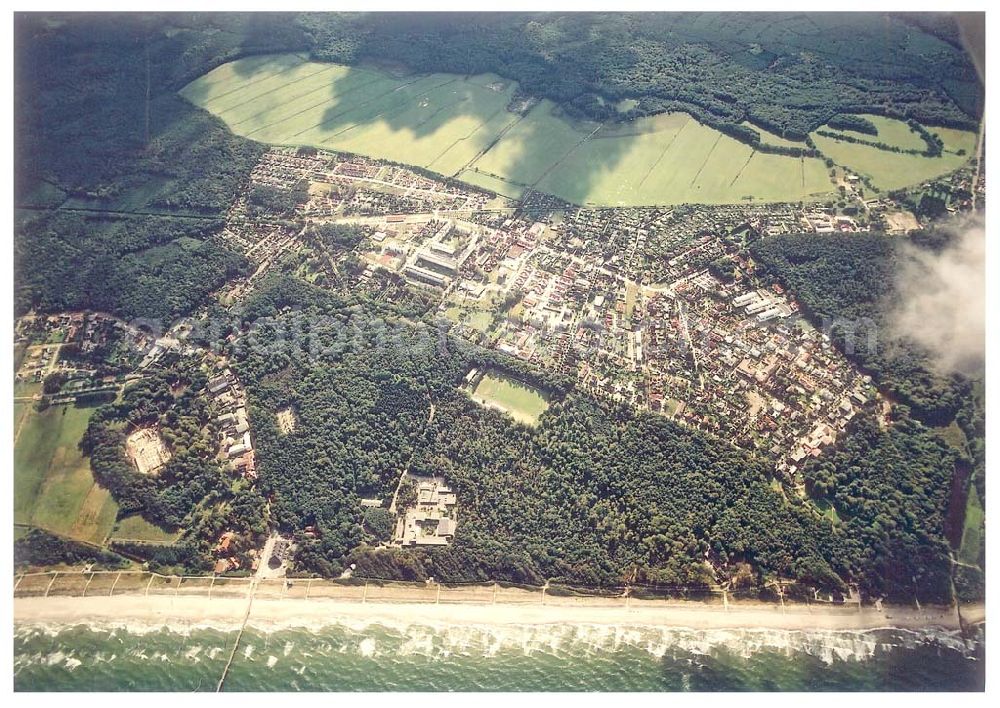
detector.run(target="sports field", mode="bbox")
[184,55,836,206]
[471,371,550,426]
[13,403,118,545]
[811,115,976,191]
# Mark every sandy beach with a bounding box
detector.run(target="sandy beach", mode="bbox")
[13,593,985,633]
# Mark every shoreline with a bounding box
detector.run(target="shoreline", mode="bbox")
[14,594,985,634]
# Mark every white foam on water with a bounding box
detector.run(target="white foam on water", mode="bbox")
[15,616,983,669]
[267,655,278,668]
[358,637,377,657]
[45,651,66,666]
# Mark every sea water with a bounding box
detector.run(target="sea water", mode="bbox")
[13,620,985,691]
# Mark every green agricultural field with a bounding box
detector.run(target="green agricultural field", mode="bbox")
[811,119,976,191]
[110,514,181,544]
[505,108,832,205]
[183,54,521,178]
[456,169,526,200]
[184,55,836,206]
[469,99,599,188]
[470,371,550,426]
[13,403,118,545]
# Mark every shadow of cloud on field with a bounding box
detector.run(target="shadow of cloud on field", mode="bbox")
[303,64,645,205]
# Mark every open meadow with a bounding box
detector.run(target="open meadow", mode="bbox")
[13,403,118,545]
[470,371,550,426]
[108,514,181,544]
[811,114,976,191]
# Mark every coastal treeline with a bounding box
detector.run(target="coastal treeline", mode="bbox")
[15,529,128,570]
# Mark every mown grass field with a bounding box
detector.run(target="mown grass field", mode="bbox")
[444,306,494,332]
[13,403,118,545]
[184,55,836,206]
[811,114,976,191]
[958,483,985,567]
[110,514,180,544]
[471,371,550,426]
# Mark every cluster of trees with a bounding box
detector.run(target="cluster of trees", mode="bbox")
[81,358,227,528]
[827,114,879,135]
[15,529,128,570]
[109,540,210,574]
[14,14,269,321]
[802,417,958,603]
[247,184,308,219]
[79,356,270,571]
[15,212,250,321]
[816,118,944,158]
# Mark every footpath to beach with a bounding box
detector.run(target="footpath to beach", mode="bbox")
[13,571,985,633]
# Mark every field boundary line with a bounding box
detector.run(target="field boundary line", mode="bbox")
[197,54,309,107]
[454,109,530,176]
[231,72,387,131]
[426,105,512,174]
[637,118,689,189]
[688,132,723,187]
[206,60,333,113]
[729,150,757,187]
[288,75,440,139]
[315,78,464,145]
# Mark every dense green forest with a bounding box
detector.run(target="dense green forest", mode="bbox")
[226,275,960,602]
[14,13,984,603]
[751,229,984,602]
[14,213,250,320]
[13,14,286,318]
